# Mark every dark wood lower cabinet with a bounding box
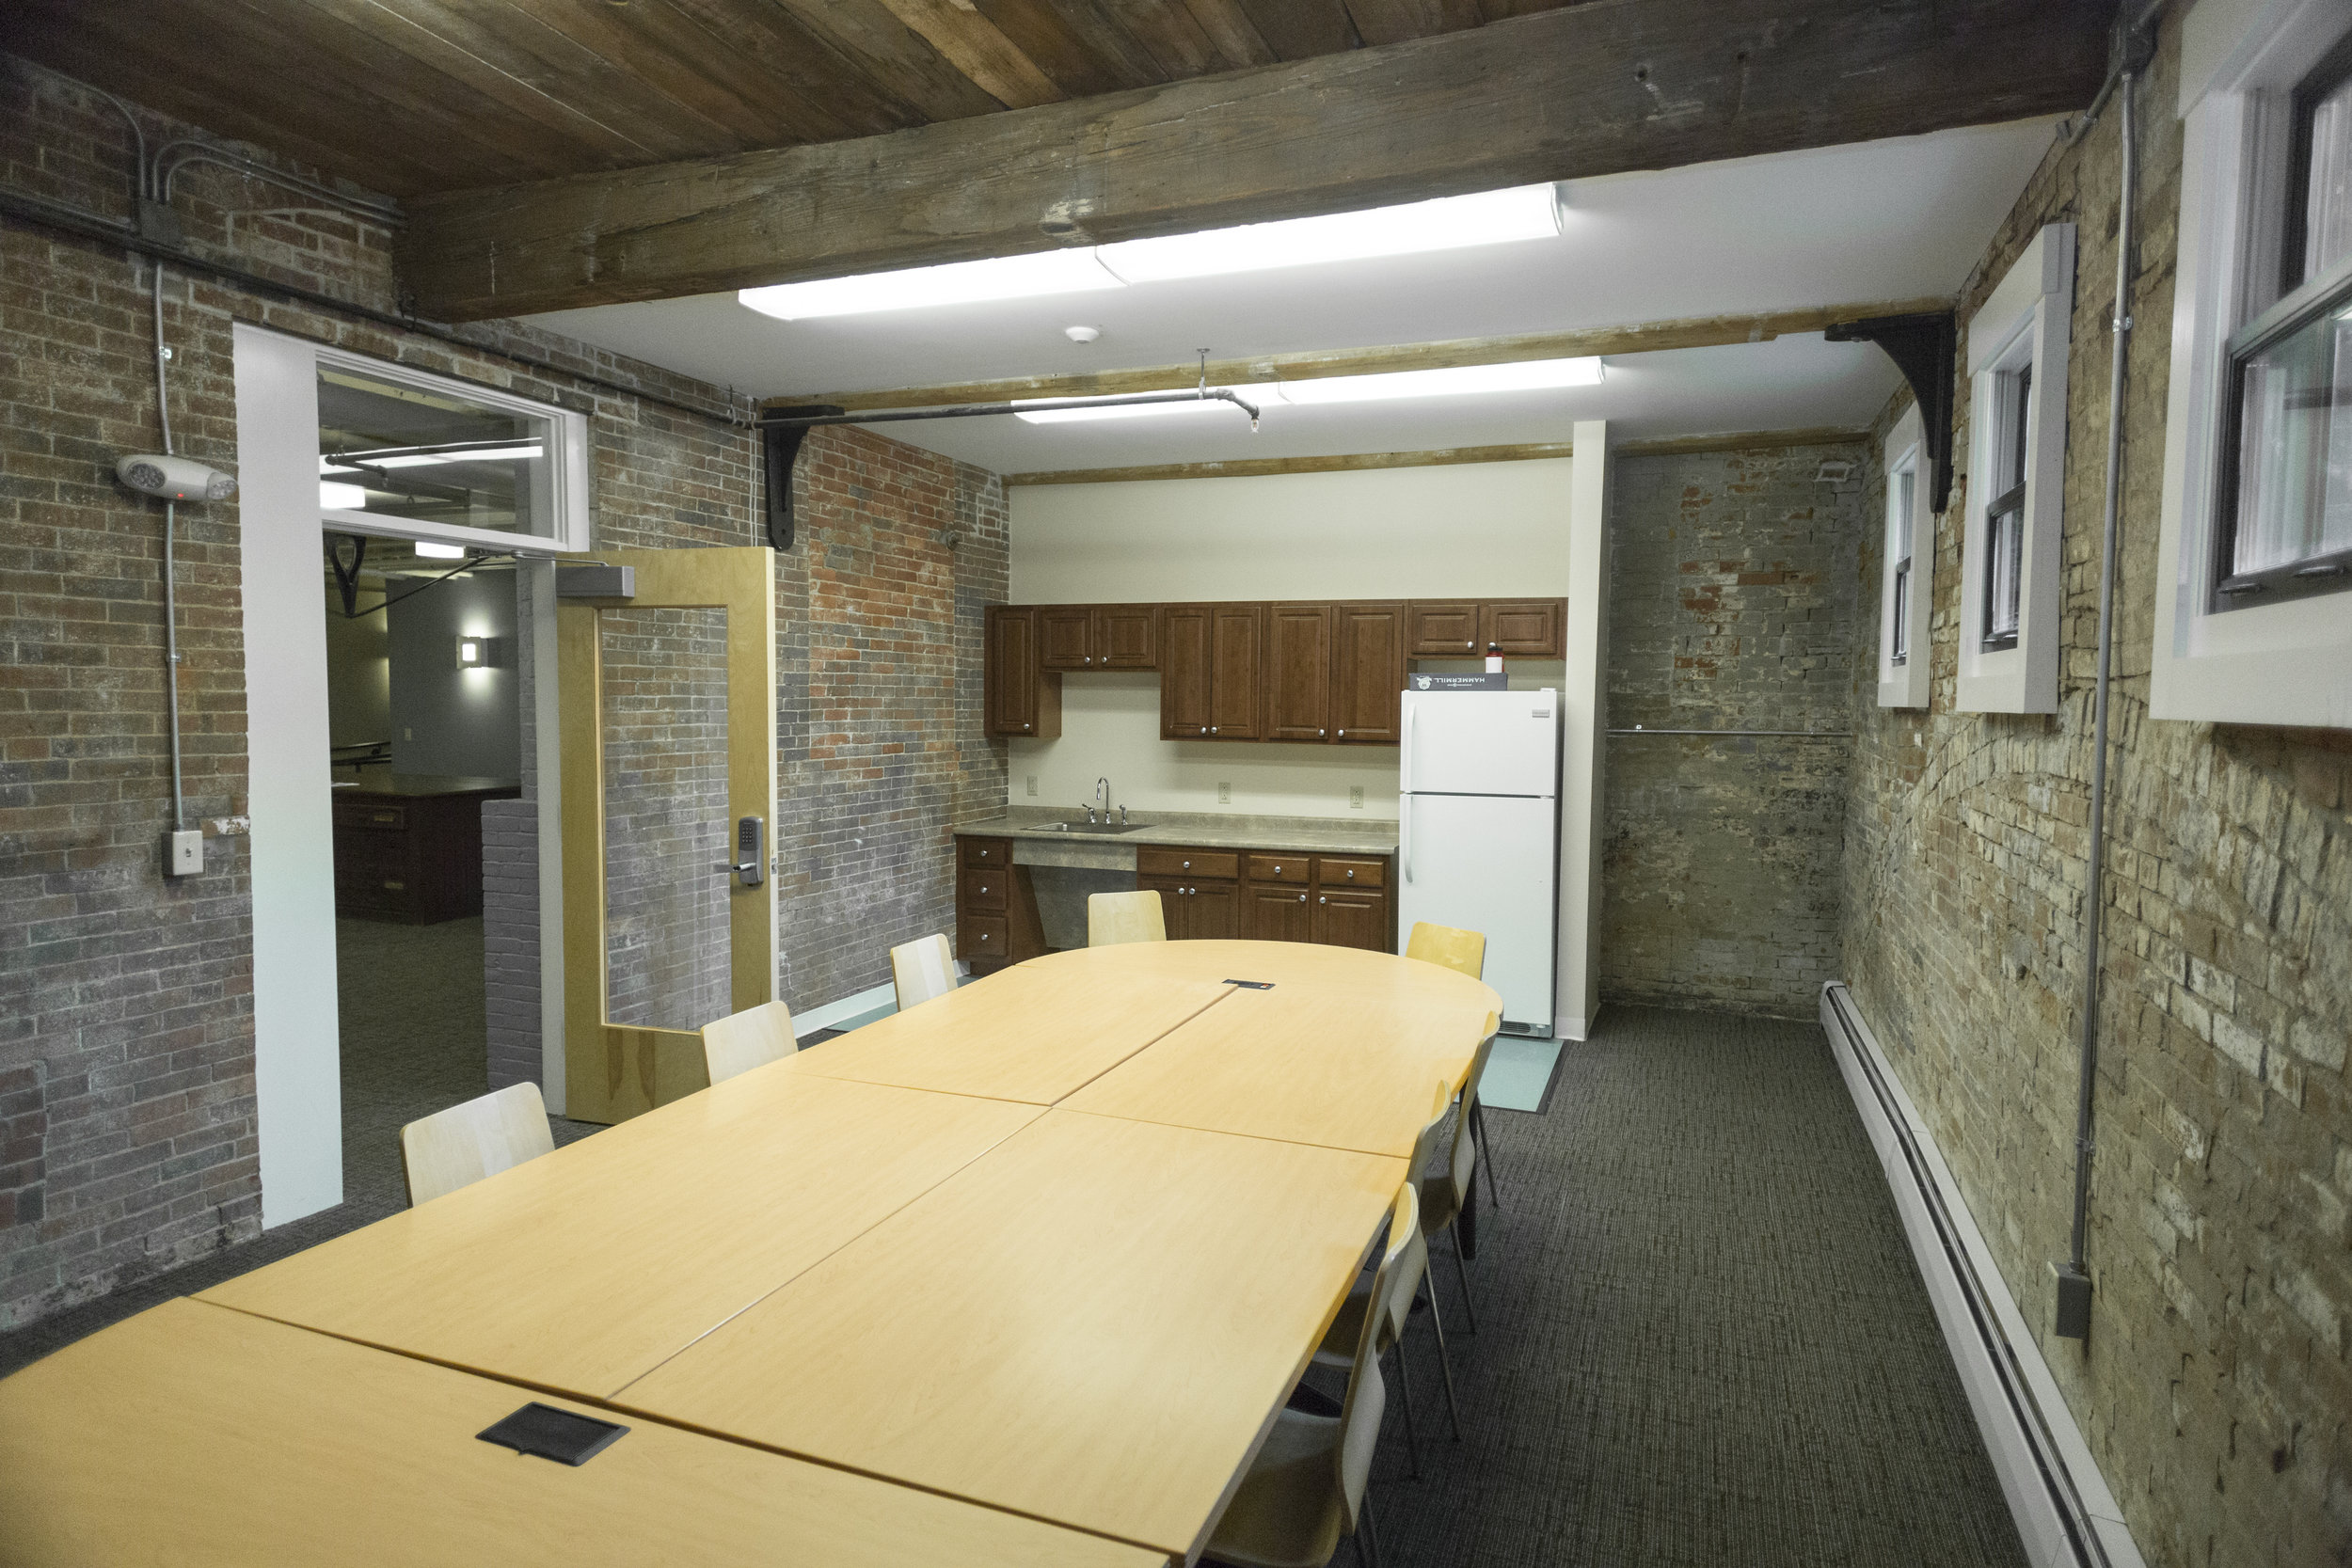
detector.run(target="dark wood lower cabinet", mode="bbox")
[1311,890,1391,951]
[1140,875,1238,940]
[1245,883,1314,943]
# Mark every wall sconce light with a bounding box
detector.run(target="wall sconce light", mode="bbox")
[456,634,506,670]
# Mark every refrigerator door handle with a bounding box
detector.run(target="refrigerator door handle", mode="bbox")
[1402,794,1413,885]
[1401,702,1415,794]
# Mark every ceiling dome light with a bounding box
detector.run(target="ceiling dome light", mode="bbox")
[1065,325,1102,343]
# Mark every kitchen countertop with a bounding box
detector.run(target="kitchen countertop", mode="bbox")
[951,810,1398,857]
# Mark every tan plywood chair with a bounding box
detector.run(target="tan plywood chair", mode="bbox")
[890,933,958,1010]
[1311,1083,1462,1477]
[1206,1182,1412,1568]
[1422,1017,1500,1333]
[701,999,798,1086]
[1087,889,1167,946]
[399,1082,555,1208]
[1404,922,1486,981]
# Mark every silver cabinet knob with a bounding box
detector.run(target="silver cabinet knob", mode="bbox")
[1337,729,1345,737]
[1210,726,1218,734]
[1318,729,1326,736]
[978,931,991,942]
[1346,869,1356,879]
[1199,727,1207,735]
[1272,864,1280,874]
[1297,893,1307,903]
[1319,895,1327,905]
[1182,860,1190,869]
[1021,722,1030,730]
[1465,640,1472,648]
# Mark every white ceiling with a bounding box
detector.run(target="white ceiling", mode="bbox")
[524,117,2062,471]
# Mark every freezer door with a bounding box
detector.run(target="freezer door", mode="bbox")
[1400,689,1561,797]
[1396,792,1558,1030]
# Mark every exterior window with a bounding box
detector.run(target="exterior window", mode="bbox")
[2215,37,2352,610]
[1982,366,2030,649]
[1878,407,1931,709]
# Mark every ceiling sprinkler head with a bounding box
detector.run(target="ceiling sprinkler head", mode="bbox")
[1064,325,1101,344]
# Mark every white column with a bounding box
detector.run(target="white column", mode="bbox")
[1556,421,1611,1039]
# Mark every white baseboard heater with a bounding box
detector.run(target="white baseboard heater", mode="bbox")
[1819,982,2145,1568]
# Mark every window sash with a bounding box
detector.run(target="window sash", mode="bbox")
[1983,504,2024,649]
[1891,558,1912,664]
[2216,259,2352,607]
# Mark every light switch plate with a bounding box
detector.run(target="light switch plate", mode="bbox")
[1216,782,1231,804]
[1350,785,1364,810]
[167,829,203,876]
[1025,775,1037,797]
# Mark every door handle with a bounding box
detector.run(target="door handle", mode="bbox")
[1402,705,1415,792]
[713,816,765,887]
[1402,798,1412,885]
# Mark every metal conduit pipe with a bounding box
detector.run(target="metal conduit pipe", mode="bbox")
[152,261,186,834]
[2054,1,2161,1341]
[153,139,406,227]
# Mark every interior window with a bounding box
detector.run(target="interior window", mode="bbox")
[1889,465,1915,666]
[2217,36,2352,609]
[1983,366,2029,650]
[317,365,558,539]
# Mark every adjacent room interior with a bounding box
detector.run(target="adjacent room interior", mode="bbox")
[0,4,2346,1567]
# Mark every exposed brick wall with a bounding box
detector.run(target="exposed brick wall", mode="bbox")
[0,63,1005,1326]
[1602,444,1866,1017]
[1838,18,2352,1565]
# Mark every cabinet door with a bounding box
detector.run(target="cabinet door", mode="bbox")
[985,607,1057,738]
[1159,606,1215,738]
[1187,880,1240,940]
[1263,603,1332,742]
[1207,603,1264,739]
[1039,606,1093,669]
[1329,602,1405,743]
[1481,599,1565,658]
[1093,605,1157,668]
[1245,882,1313,943]
[1313,889,1391,951]
[1136,877,1192,939]
[1407,601,1481,657]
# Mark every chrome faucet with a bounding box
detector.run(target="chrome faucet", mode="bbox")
[1096,777,1111,821]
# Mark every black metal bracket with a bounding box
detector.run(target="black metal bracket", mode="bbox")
[760,404,843,551]
[1824,310,1958,513]
[328,533,369,617]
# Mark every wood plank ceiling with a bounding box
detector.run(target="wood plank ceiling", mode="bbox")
[0,0,1577,199]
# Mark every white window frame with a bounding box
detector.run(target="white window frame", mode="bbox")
[315,343,592,555]
[1878,406,1932,708]
[2153,0,2352,728]
[1958,223,2074,715]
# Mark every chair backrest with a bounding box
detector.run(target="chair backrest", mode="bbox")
[1375,1085,1452,1349]
[399,1081,554,1207]
[701,999,798,1086]
[1447,1018,1502,1207]
[1405,922,1486,980]
[890,933,957,1010]
[1335,1181,1414,1533]
[1088,889,1167,946]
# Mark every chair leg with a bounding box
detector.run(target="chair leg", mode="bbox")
[1422,1278,1463,1440]
[1473,1099,1501,1210]
[1450,1218,1479,1335]
[1358,1485,1381,1568]
[1391,1338,1421,1479]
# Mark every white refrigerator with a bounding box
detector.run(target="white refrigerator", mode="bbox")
[1396,688,1562,1033]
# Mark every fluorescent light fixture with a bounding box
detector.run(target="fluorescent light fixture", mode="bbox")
[1269,357,1602,405]
[735,184,1561,318]
[1095,185,1561,283]
[319,481,368,510]
[740,249,1122,321]
[413,540,468,560]
[1013,396,1239,425]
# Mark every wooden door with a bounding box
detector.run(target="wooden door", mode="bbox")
[1245,882,1313,942]
[1313,890,1390,951]
[1158,606,1214,738]
[1263,603,1332,742]
[1407,601,1481,657]
[1093,606,1157,668]
[1207,603,1264,739]
[985,607,1057,738]
[1038,606,1093,669]
[559,546,776,1125]
[1329,602,1406,744]
[1482,599,1565,658]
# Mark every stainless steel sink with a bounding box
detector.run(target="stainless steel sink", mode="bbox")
[1038,820,1142,835]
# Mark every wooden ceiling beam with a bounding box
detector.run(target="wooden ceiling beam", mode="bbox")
[760,298,1952,410]
[400,0,2106,321]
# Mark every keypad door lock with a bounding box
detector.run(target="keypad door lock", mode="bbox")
[714,816,765,887]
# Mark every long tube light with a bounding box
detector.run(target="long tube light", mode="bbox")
[741,185,1563,321]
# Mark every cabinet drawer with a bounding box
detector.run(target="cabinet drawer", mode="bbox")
[335,801,407,831]
[1317,857,1386,889]
[960,837,1011,869]
[1138,847,1238,880]
[1246,854,1309,884]
[961,868,1008,911]
[958,913,1009,959]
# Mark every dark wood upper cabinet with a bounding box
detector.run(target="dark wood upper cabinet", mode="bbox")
[1206,604,1264,739]
[1329,602,1406,744]
[1093,605,1157,668]
[1158,605,1214,737]
[1482,599,1565,658]
[1407,601,1482,657]
[1263,603,1332,742]
[984,607,1060,739]
[1038,606,1092,670]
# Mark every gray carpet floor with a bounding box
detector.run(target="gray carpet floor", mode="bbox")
[1,998,2026,1567]
[1320,1005,2027,1568]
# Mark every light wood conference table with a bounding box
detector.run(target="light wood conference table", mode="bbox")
[22,941,1497,1565]
[0,1298,1160,1568]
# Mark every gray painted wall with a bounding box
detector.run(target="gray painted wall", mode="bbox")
[388,569,520,780]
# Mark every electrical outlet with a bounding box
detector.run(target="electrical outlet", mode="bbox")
[1216,782,1231,804]
[1025,774,1038,797]
[1349,785,1364,810]
[167,829,203,877]
[403,726,413,741]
